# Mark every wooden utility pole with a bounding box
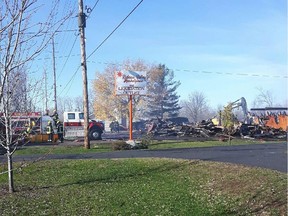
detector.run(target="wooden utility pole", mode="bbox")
[44,68,48,113]
[78,0,90,149]
[52,36,57,111]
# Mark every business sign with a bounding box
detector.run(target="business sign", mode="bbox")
[115,70,147,95]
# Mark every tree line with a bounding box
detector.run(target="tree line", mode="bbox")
[90,60,284,125]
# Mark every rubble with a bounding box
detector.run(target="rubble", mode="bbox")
[146,115,287,140]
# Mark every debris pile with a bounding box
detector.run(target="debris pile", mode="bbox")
[146,116,287,140]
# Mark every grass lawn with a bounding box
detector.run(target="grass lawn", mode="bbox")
[14,142,112,155]
[147,138,282,150]
[0,159,287,215]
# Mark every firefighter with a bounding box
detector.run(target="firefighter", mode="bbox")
[29,120,36,135]
[18,123,30,144]
[110,120,119,133]
[56,120,64,143]
[51,109,59,125]
[46,121,53,142]
[114,120,119,133]
[109,121,114,132]
[23,123,31,136]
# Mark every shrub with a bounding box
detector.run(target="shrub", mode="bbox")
[112,141,132,150]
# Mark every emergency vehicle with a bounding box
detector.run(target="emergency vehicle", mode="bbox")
[8,112,52,135]
[0,112,54,143]
[1,111,104,143]
[63,111,104,140]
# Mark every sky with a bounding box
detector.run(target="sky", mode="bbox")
[32,0,287,110]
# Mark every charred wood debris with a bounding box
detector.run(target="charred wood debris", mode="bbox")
[144,115,287,140]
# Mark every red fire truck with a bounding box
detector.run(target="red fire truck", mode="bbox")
[1,111,104,143]
[0,112,54,143]
[63,111,104,140]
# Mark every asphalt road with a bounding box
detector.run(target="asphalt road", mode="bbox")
[1,142,287,173]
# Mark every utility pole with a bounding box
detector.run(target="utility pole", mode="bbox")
[78,0,90,149]
[52,36,57,111]
[44,68,48,113]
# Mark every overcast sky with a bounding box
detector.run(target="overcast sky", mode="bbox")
[34,0,287,109]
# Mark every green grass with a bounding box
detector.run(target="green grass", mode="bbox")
[0,159,286,215]
[14,143,111,155]
[14,139,285,155]
[148,138,279,150]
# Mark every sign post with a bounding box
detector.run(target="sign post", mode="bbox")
[129,95,133,140]
[115,70,147,142]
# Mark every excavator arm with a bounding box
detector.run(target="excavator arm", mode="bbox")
[227,97,249,123]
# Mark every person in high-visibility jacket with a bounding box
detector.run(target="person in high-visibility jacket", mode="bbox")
[51,109,60,125]
[23,123,31,137]
[46,121,53,142]
[56,120,64,143]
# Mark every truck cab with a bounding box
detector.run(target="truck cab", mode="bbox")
[63,111,104,140]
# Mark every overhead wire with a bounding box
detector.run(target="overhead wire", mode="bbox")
[87,0,144,60]
[57,34,79,79]
[34,52,288,80]
[56,1,78,58]
[59,0,286,98]
[87,60,288,79]
[59,0,145,96]
[53,0,78,78]
[48,2,78,97]
[57,0,102,96]
[86,0,101,20]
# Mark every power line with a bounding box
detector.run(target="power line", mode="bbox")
[0,29,78,36]
[59,60,287,96]
[57,34,79,79]
[87,0,144,60]
[87,60,288,79]
[59,65,80,96]
[36,50,288,79]
[86,0,101,20]
[59,0,144,96]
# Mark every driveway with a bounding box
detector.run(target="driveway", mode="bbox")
[1,142,286,173]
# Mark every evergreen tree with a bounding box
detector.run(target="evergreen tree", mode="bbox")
[146,64,181,119]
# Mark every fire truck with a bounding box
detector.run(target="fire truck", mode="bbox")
[1,111,104,143]
[7,112,51,135]
[63,111,104,140]
[0,112,54,143]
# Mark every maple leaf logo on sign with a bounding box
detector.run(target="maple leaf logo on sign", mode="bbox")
[117,71,122,77]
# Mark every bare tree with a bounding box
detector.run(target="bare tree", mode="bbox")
[0,0,73,193]
[252,87,275,107]
[74,96,83,112]
[57,94,95,118]
[58,96,74,113]
[181,91,211,123]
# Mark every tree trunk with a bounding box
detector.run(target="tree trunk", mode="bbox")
[7,148,14,193]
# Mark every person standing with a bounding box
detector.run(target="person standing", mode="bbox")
[46,121,53,142]
[114,120,119,133]
[51,109,59,125]
[23,123,32,137]
[56,120,64,143]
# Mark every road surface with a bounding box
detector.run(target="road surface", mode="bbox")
[1,142,286,173]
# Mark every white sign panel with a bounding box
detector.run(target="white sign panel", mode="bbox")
[115,70,147,95]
